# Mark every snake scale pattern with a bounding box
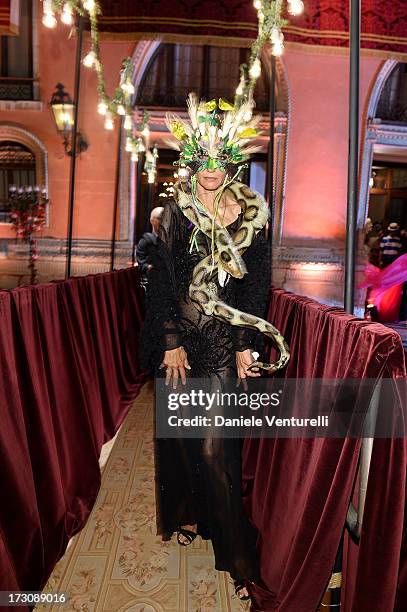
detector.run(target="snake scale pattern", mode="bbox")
[174,181,290,373]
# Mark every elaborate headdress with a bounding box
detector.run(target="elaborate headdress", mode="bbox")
[165,93,262,173]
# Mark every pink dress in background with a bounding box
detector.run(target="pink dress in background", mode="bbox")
[359,253,407,322]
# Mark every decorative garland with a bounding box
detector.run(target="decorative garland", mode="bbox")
[42,0,157,180]
[41,1,305,170]
[236,1,304,104]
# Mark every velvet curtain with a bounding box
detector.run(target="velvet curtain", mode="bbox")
[0,268,146,600]
[1,271,406,611]
[242,289,406,611]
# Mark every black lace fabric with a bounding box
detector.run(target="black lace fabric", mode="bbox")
[139,193,270,582]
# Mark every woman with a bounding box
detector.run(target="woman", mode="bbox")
[140,95,289,601]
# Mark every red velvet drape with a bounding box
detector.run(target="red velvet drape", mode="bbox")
[0,268,146,598]
[1,272,406,611]
[242,289,406,611]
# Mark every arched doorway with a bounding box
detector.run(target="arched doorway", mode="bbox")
[119,41,290,244]
[359,60,407,230]
[358,61,407,317]
[0,124,48,225]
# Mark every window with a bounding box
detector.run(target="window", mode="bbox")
[0,141,36,222]
[0,0,34,100]
[136,43,278,112]
[376,63,407,123]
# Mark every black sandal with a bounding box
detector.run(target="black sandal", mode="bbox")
[233,579,250,601]
[176,527,197,546]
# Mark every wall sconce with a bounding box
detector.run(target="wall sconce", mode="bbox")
[50,83,88,156]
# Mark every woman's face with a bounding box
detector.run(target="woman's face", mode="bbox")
[196,167,227,192]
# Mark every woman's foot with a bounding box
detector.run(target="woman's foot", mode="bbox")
[233,578,250,601]
[176,523,197,546]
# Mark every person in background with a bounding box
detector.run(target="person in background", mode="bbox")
[400,228,407,254]
[135,207,164,280]
[380,222,402,268]
[364,220,382,267]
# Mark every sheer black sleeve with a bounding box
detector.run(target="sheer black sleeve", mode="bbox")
[231,228,271,352]
[139,200,183,370]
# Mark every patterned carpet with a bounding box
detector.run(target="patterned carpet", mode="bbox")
[36,380,250,612]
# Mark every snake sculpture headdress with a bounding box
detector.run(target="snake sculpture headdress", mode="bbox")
[165,94,290,374]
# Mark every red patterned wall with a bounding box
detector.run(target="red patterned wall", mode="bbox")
[97,1,407,55]
[0,0,11,35]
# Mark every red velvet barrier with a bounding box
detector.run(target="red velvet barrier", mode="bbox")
[242,289,406,611]
[0,268,146,599]
[1,272,406,610]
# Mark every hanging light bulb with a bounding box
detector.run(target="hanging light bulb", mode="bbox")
[288,0,304,16]
[117,104,125,115]
[272,41,284,56]
[61,3,73,25]
[104,112,114,130]
[141,124,150,138]
[42,12,57,28]
[83,0,96,12]
[124,114,132,130]
[270,25,281,44]
[42,2,57,28]
[121,81,135,95]
[125,137,133,152]
[83,50,96,68]
[249,58,262,79]
[98,100,108,115]
[272,31,285,56]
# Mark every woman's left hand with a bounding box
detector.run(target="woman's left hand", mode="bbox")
[236,349,261,381]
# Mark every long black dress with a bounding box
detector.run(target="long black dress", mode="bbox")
[140,190,270,582]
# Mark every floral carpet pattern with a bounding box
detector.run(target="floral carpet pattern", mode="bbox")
[36,381,249,612]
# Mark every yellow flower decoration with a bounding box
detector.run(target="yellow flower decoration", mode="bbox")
[218,98,235,111]
[238,127,258,138]
[203,99,217,112]
[170,121,186,140]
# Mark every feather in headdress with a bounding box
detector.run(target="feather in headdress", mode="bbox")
[166,95,262,169]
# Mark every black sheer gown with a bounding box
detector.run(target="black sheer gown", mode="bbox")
[140,191,270,582]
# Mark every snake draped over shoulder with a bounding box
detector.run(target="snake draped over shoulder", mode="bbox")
[173,181,290,373]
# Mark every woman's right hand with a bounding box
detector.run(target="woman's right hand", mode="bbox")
[160,346,191,388]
